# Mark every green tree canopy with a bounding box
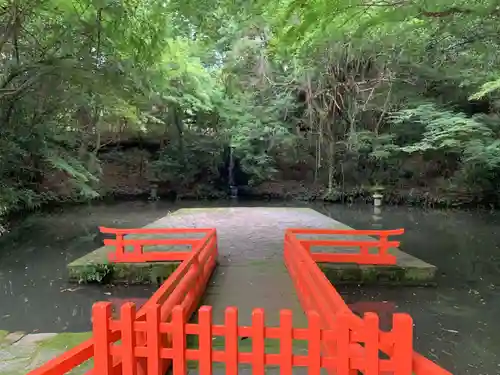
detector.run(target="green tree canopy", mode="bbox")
[2,0,500,213]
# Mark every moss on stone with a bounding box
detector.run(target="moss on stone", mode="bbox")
[67,239,181,285]
[364,266,407,284]
[68,263,114,283]
[319,262,436,286]
[39,332,92,351]
[405,266,436,282]
[359,267,378,282]
[340,265,363,281]
[0,329,8,343]
[112,262,179,284]
[68,260,180,284]
[319,263,363,283]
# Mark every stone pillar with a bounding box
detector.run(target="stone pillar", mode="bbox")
[373,192,383,207]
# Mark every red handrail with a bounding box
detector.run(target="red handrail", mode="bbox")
[290,228,404,265]
[27,228,218,375]
[284,228,452,375]
[100,226,215,263]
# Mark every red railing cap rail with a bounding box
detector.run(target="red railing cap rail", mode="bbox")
[286,228,405,236]
[99,226,215,234]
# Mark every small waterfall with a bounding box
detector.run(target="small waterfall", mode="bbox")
[149,183,159,201]
[228,146,238,198]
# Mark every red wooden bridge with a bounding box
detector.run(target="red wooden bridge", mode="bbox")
[28,226,452,375]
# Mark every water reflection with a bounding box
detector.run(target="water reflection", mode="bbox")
[371,206,383,230]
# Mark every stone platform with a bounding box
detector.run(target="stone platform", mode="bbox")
[68,226,204,284]
[67,207,436,289]
[292,222,436,286]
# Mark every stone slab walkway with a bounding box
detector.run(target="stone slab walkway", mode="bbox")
[132,207,434,325]
[148,207,339,327]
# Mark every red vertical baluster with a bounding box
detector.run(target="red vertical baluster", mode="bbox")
[199,306,213,375]
[379,234,389,257]
[147,304,161,375]
[363,312,380,375]
[133,244,142,260]
[307,310,321,375]
[392,314,413,375]
[172,306,187,375]
[280,310,293,374]
[252,308,265,375]
[92,302,113,374]
[336,314,350,375]
[360,244,369,256]
[121,303,137,375]
[225,307,238,375]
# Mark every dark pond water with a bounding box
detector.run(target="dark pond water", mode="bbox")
[325,204,500,375]
[0,200,498,374]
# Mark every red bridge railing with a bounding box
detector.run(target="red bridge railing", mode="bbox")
[284,228,452,375]
[287,228,404,265]
[93,302,413,375]
[100,227,215,263]
[28,226,453,375]
[28,228,218,375]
